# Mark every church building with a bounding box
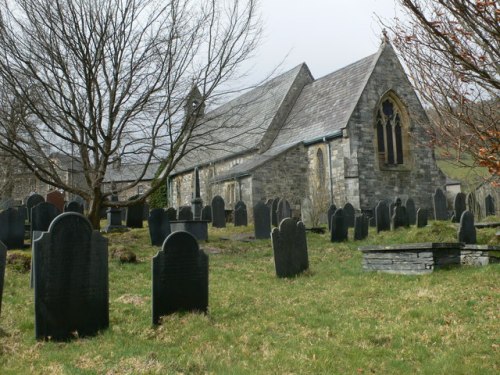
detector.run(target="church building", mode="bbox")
[167,39,446,221]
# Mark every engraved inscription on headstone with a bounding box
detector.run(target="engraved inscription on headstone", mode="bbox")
[148,208,171,246]
[211,195,226,228]
[253,201,271,239]
[271,218,308,278]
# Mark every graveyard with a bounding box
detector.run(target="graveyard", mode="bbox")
[0,213,499,374]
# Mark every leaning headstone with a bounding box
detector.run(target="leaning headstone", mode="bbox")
[391,200,408,230]
[416,208,428,228]
[354,214,368,241]
[271,218,308,278]
[452,192,466,223]
[211,195,226,228]
[148,208,171,246]
[165,207,177,221]
[276,198,291,224]
[271,198,279,227]
[152,231,208,325]
[178,206,193,221]
[0,241,6,317]
[64,200,84,214]
[253,201,271,239]
[201,206,212,222]
[0,208,25,249]
[234,201,247,227]
[433,188,448,221]
[404,198,416,226]
[31,202,60,238]
[343,203,355,228]
[458,211,476,244]
[26,194,45,222]
[46,190,65,213]
[485,194,495,217]
[375,201,390,233]
[125,195,144,228]
[331,209,348,242]
[327,204,336,230]
[33,213,108,340]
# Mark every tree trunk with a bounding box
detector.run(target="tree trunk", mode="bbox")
[87,191,104,230]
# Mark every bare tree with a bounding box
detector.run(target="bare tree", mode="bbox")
[0,0,261,228]
[386,0,499,182]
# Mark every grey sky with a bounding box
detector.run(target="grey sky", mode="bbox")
[242,0,403,84]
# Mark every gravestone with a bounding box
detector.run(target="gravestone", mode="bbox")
[0,207,25,249]
[343,202,355,228]
[433,188,448,220]
[331,208,348,242]
[211,195,226,228]
[253,201,271,239]
[354,214,368,241]
[143,203,150,221]
[18,204,27,223]
[466,192,476,215]
[452,192,466,223]
[391,200,408,230]
[33,213,108,340]
[271,198,279,227]
[0,241,6,317]
[458,211,476,244]
[178,206,194,221]
[152,231,208,324]
[327,204,337,230]
[64,200,84,214]
[46,190,65,212]
[485,194,495,217]
[201,206,212,222]
[234,201,247,227]
[166,207,177,221]
[404,197,416,226]
[26,194,45,222]
[271,218,308,278]
[375,201,390,233]
[148,208,171,246]
[276,198,291,224]
[103,195,127,233]
[416,208,428,228]
[31,202,60,238]
[0,198,15,211]
[126,195,144,228]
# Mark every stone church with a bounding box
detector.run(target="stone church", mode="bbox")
[167,39,446,221]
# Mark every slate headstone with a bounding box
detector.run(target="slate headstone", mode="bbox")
[343,202,355,228]
[166,207,177,221]
[271,198,279,227]
[0,207,25,249]
[485,194,495,217]
[403,197,416,226]
[0,241,6,317]
[452,192,466,223]
[152,231,208,325]
[31,202,60,238]
[17,204,27,223]
[64,200,84,214]
[354,214,368,241]
[416,208,428,228]
[126,195,144,228]
[271,218,308,278]
[466,192,476,214]
[201,206,212,222]
[26,194,45,222]
[211,195,226,228]
[178,206,194,221]
[375,201,390,233]
[148,208,171,246]
[46,190,65,213]
[330,208,348,242]
[276,198,291,224]
[253,201,271,239]
[391,200,408,230]
[458,210,476,244]
[234,201,247,227]
[327,204,336,230]
[143,203,150,221]
[33,213,108,340]
[433,188,448,221]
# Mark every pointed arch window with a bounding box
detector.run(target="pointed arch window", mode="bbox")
[316,148,326,186]
[376,97,407,168]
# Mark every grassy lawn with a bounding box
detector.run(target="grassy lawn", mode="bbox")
[1,221,499,374]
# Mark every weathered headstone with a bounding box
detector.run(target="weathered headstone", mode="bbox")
[0,207,25,249]
[343,202,355,228]
[466,192,476,214]
[391,199,408,230]
[416,208,428,228]
[433,188,448,221]
[33,213,108,340]
[276,198,291,224]
[126,195,144,228]
[354,214,368,241]
[201,206,212,222]
[404,197,416,226]
[211,195,226,228]
[271,218,308,278]
[234,201,247,227]
[271,198,279,227]
[327,204,337,230]
[26,194,45,222]
[458,211,476,244]
[46,190,65,213]
[331,208,348,242]
[375,201,390,233]
[166,207,177,221]
[64,200,84,214]
[301,198,313,228]
[152,231,208,324]
[178,206,194,221]
[103,195,127,233]
[148,208,171,246]
[0,241,6,317]
[253,201,271,239]
[485,194,495,217]
[31,202,60,238]
[452,192,466,223]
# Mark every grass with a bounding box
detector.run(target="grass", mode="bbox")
[435,149,491,190]
[1,220,499,374]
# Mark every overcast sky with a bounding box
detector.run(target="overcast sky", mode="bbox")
[241,0,404,84]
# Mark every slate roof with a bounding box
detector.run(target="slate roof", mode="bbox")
[104,162,161,183]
